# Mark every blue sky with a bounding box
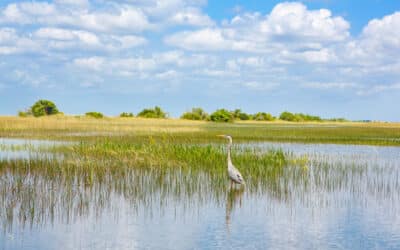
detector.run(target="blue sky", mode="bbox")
[0,0,399,121]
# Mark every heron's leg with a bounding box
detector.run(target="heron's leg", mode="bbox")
[230,180,233,189]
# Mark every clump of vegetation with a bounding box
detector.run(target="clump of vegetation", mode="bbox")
[253,112,275,121]
[18,111,29,117]
[137,106,167,118]
[280,111,321,122]
[210,109,234,122]
[85,112,104,118]
[232,109,251,121]
[120,112,134,118]
[327,118,348,122]
[181,107,209,120]
[28,99,59,117]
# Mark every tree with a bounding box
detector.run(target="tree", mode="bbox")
[210,109,234,122]
[120,112,134,117]
[279,111,296,121]
[85,112,104,118]
[232,109,251,121]
[137,106,167,118]
[253,112,274,121]
[280,111,322,122]
[238,112,251,120]
[30,99,59,117]
[181,107,209,120]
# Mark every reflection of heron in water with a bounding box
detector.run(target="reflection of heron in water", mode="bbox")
[217,135,245,188]
[225,187,244,232]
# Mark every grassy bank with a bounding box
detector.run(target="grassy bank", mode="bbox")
[0,116,399,146]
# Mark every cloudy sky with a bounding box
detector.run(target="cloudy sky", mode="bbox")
[0,0,399,120]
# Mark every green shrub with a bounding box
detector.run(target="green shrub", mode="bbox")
[253,112,274,121]
[279,111,296,121]
[137,106,167,118]
[238,112,251,120]
[232,109,251,120]
[210,109,234,122]
[280,111,321,122]
[120,112,134,118]
[18,111,29,117]
[85,112,104,119]
[181,108,208,120]
[30,99,59,117]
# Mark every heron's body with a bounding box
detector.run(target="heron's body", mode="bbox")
[219,135,245,186]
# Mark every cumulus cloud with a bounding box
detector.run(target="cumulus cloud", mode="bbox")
[168,8,214,26]
[0,0,213,32]
[165,2,350,52]
[35,27,147,50]
[0,0,399,99]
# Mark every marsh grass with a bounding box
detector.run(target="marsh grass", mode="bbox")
[1,116,399,145]
[1,116,400,232]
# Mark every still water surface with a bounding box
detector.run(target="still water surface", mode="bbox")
[1,139,400,249]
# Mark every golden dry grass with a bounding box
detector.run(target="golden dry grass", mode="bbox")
[1,116,399,145]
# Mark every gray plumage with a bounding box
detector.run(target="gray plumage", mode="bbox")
[218,135,245,185]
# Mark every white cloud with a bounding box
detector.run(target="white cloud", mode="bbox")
[78,7,151,33]
[362,12,400,50]
[55,0,89,7]
[73,56,157,76]
[165,28,229,51]
[0,0,213,33]
[242,81,279,91]
[165,2,350,52]
[155,70,179,79]
[261,2,349,42]
[73,57,105,71]
[301,82,358,89]
[0,2,150,33]
[0,26,147,54]
[35,28,100,45]
[0,28,17,43]
[14,69,48,87]
[168,8,214,26]
[1,1,400,100]
[356,83,400,96]
[0,27,38,54]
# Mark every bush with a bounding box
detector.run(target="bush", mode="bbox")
[30,99,59,117]
[253,112,274,121]
[120,112,134,118]
[280,111,322,122]
[327,118,348,122]
[18,111,29,117]
[137,106,167,118]
[279,111,296,121]
[297,113,321,122]
[232,109,251,120]
[210,109,234,122]
[181,108,208,120]
[85,112,104,118]
[238,112,251,120]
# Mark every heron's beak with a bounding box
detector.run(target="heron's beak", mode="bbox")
[216,135,225,138]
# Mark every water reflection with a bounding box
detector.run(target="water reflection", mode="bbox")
[225,187,244,233]
[0,138,67,160]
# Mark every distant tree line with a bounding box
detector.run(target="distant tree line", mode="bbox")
[18,99,348,123]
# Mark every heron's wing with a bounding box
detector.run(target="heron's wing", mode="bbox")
[228,165,244,183]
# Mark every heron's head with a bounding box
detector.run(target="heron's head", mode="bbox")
[217,134,233,143]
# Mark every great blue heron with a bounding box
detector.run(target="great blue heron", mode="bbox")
[217,135,245,188]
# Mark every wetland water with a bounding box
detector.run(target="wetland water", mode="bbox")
[1,139,400,249]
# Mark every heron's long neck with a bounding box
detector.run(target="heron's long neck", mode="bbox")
[227,142,232,166]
